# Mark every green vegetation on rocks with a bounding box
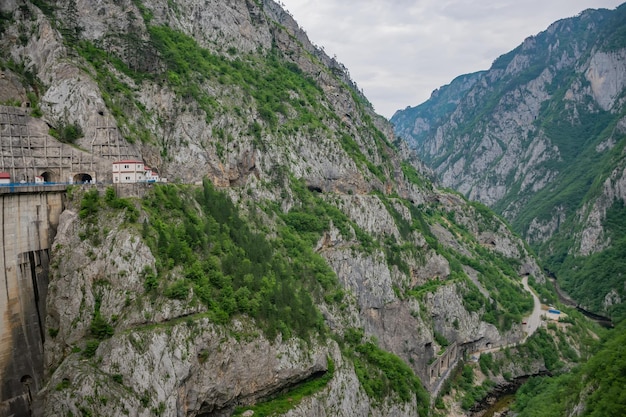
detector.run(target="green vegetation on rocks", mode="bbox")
[341,329,430,413]
[140,180,330,341]
[556,200,626,321]
[513,321,626,417]
[3,1,601,415]
[232,357,335,417]
[392,3,626,322]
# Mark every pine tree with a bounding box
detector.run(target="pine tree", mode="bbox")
[63,0,83,44]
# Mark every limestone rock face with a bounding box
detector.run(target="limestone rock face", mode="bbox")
[577,154,626,256]
[43,188,335,417]
[38,178,541,416]
[279,354,417,417]
[427,284,502,347]
[393,7,626,243]
[44,318,331,417]
[0,69,26,103]
[2,0,373,189]
[585,50,626,111]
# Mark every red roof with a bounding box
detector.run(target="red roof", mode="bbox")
[113,160,143,164]
[0,172,10,179]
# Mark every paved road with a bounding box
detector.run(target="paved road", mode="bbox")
[470,276,543,359]
[521,276,542,341]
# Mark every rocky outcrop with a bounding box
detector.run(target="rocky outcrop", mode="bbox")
[279,358,417,417]
[585,50,626,112]
[43,186,333,416]
[45,317,331,417]
[1,0,375,190]
[38,173,543,415]
[576,143,626,256]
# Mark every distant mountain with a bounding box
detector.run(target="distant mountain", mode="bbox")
[392,71,485,149]
[392,4,626,321]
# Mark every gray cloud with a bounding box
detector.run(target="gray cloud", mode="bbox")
[279,0,624,118]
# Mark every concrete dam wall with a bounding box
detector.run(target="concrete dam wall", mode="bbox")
[0,188,66,417]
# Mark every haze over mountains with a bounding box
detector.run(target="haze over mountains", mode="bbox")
[281,0,626,119]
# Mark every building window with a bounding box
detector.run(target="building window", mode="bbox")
[124,165,129,169]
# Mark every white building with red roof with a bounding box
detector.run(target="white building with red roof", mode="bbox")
[112,160,147,183]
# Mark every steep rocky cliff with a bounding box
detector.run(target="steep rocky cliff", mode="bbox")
[0,1,548,416]
[392,4,626,321]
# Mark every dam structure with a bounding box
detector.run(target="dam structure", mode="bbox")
[0,105,141,416]
[0,186,66,416]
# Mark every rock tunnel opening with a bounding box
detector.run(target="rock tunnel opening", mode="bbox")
[73,173,93,184]
[307,185,323,193]
[40,171,56,183]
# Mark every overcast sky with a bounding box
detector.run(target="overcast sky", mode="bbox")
[279,0,624,119]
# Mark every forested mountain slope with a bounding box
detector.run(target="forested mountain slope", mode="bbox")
[0,1,559,416]
[392,4,626,322]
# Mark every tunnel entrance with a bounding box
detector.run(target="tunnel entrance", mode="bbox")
[20,375,33,404]
[73,173,93,184]
[40,171,56,183]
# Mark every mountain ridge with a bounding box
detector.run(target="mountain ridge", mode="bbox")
[392,3,626,322]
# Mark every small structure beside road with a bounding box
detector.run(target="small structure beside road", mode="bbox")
[543,306,566,322]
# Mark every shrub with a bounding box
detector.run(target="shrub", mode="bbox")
[434,331,450,348]
[143,267,159,292]
[50,121,84,144]
[79,188,100,219]
[82,340,100,358]
[165,279,189,300]
[90,312,114,339]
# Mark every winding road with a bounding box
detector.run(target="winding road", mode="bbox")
[521,276,542,341]
[470,276,543,358]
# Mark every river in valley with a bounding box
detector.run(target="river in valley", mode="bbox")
[474,394,515,417]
